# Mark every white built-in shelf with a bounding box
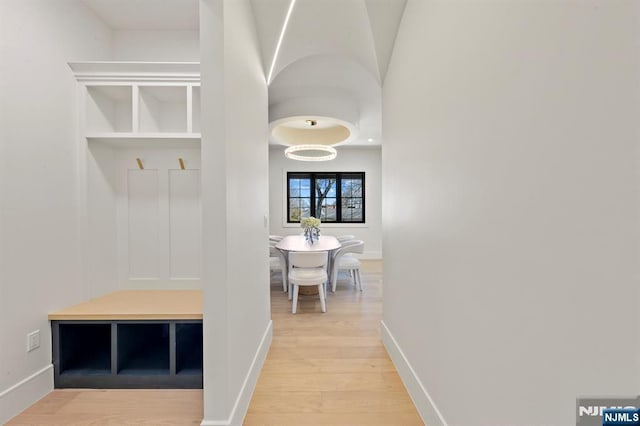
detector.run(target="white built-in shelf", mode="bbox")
[71,62,201,148]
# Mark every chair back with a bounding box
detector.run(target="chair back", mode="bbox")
[341,240,364,255]
[289,251,328,270]
[331,240,364,285]
[336,234,356,243]
[270,245,287,267]
[331,239,362,260]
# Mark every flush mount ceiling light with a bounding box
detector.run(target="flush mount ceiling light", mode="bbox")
[270,115,358,146]
[284,144,337,162]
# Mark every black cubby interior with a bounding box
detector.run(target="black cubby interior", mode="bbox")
[59,323,111,375]
[117,323,170,375]
[176,323,203,375]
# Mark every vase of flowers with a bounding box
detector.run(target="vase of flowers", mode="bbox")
[300,216,321,243]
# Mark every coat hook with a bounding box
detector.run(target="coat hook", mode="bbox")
[178,158,185,170]
[136,158,144,170]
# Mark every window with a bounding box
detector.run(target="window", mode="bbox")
[287,172,365,223]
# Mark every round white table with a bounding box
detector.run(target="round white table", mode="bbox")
[275,235,341,297]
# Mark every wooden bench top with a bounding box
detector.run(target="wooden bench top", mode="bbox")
[48,290,203,320]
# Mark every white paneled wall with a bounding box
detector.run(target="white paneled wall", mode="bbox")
[126,169,161,279]
[168,169,201,279]
[88,146,202,290]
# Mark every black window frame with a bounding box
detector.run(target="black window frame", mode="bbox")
[286,172,365,224]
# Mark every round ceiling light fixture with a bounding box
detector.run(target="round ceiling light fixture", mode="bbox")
[284,144,337,162]
[270,115,358,146]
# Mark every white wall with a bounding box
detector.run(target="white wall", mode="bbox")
[0,1,112,422]
[382,1,640,425]
[269,145,382,258]
[201,0,271,424]
[113,30,200,62]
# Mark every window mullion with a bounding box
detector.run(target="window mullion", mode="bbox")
[310,174,316,218]
[336,175,342,222]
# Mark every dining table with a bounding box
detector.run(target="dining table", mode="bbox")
[275,235,341,296]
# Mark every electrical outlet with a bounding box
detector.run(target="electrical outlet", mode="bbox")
[27,330,40,352]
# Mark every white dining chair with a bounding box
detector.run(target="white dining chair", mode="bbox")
[336,234,356,243]
[269,245,288,292]
[288,251,328,314]
[330,240,364,292]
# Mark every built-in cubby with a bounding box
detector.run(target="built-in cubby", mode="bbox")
[117,323,170,375]
[58,323,111,375]
[86,85,133,133]
[176,323,203,375]
[61,63,203,388]
[52,320,202,389]
[138,86,188,133]
[71,62,201,145]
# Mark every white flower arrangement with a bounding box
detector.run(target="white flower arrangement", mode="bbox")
[300,216,321,228]
[301,216,321,243]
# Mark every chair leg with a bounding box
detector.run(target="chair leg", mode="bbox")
[318,284,326,313]
[288,281,293,300]
[356,269,363,291]
[282,269,287,292]
[292,285,299,314]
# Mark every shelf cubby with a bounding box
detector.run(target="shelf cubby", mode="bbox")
[58,323,111,375]
[176,323,203,375]
[86,85,133,133]
[117,323,170,375]
[138,86,188,133]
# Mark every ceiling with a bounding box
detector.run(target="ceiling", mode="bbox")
[80,0,407,147]
[82,0,199,30]
[251,0,407,146]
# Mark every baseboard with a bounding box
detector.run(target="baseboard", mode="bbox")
[0,364,53,424]
[201,320,273,426]
[381,321,448,426]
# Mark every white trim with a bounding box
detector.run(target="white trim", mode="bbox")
[0,365,53,425]
[381,321,448,426]
[282,223,370,229]
[68,61,200,82]
[201,320,273,426]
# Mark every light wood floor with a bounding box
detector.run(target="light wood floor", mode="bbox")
[5,389,203,425]
[245,259,423,425]
[7,260,423,425]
